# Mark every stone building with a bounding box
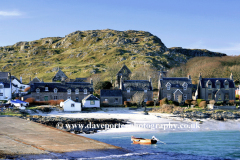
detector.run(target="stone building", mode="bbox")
[100,89,123,106]
[30,80,93,102]
[158,73,193,102]
[115,64,131,88]
[195,73,235,102]
[52,69,68,82]
[120,77,153,102]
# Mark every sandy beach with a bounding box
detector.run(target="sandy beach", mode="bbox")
[31,107,240,133]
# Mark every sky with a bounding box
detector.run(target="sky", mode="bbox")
[0,0,239,55]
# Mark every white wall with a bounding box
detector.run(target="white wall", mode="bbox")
[63,100,81,111]
[82,100,100,108]
[0,88,11,100]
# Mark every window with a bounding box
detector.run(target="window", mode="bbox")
[105,99,108,102]
[183,83,187,90]
[36,88,40,93]
[166,83,171,90]
[218,94,222,100]
[208,93,212,100]
[22,86,25,89]
[44,96,48,101]
[90,100,95,105]
[45,87,48,91]
[67,89,71,94]
[36,96,40,101]
[54,88,58,93]
[68,96,71,99]
[167,94,171,100]
[75,89,79,94]
[84,89,87,94]
[71,103,75,107]
[0,93,3,96]
[115,98,118,103]
[127,88,130,93]
[225,82,229,89]
[54,96,58,100]
[144,87,147,93]
[183,94,187,100]
[225,93,229,100]
[144,98,148,102]
[127,98,131,101]
[216,83,220,89]
[208,84,212,89]
[0,84,3,89]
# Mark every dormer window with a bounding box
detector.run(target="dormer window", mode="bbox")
[75,89,79,94]
[127,87,130,93]
[166,82,171,90]
[216,80,220,89]
[207,80,212,89]
[36,88,40,93]
[182,82,187,90]
[0,83,3,89]
[54,88,58,93]
[84,89,87,94]
[45,87,49,91]
[224,80,229,89]
[67,89,71,94]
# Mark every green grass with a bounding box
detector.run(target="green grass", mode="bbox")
[0,111,25,116]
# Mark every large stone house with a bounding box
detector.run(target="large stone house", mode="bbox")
[195,73,235,102]
[115,64,132,88]
[30,80,93,102]
[158,73,193,102]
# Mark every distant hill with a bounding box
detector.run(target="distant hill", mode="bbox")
[0,29,226,83]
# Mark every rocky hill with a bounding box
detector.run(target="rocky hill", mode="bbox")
[0,29,226,83]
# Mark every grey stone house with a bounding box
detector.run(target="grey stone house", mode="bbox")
[52,69,68,82]
[115,64,132,88]
[100,89,123,106]
[30,80,93,102]
[158,73,193,102]
[195,73,235,102]
[120,77,153,102]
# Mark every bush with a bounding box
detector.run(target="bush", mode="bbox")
[209,100,216,104]
[146,101,154,106]
[172,101,179,106]
[185,99,192,105]
[25,98,35,104]
[168,100,174,105]
[24,87,31,92]
[160,98,168,106]
[124,101,131,107]
[199,101,207,108]
[197,99,204,105]
[191,100,198,106]
[236,94,239,100]
[228,100,235,105]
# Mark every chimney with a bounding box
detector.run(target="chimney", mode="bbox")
[120,76,123,90]
[20,75,22,83]
[199,73,202,81]
[149,75,152,87]
[90,78,93,84]
[230,73,233,80]
[159,73,163,80]
[188,74,191,80]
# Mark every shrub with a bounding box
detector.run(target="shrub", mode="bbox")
[199,101,207,108]
[160,98,168,106]
[146,101,154,106]
[191,100,198,106]
[24,87,31,92]
[168,100,174,105]
[228,100,235,105]
[185,99,192,105]
[197,99,204,105]
[236,94,239,100]
[172,101,179,106]
[25,98,35,104]
[209,100,215,104]
[124,101,131,107]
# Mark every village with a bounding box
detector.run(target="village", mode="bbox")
[0,64,239,116]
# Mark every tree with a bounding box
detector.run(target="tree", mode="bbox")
[94,81,112,90]
[131,91,145,108]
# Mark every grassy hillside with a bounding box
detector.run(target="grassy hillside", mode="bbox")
[0,29,226,83]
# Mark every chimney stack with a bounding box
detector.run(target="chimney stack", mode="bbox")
[230,73,233,80]
[199,73,202,81]
[120,76,123,89]
[20,75,22,83]
[90,78,93,84]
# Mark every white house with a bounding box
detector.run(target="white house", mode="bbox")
[0,82,11,101]
[61,99,81,111]
[11,76,30,93]
[82,94,100,108]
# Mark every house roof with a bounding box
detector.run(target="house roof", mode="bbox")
[160,77,192,88]
[0,72,9,79]
[0,79,10,88]
[100,89,122,97]
[122,80,152,91]
[11,76,22,84]
[116,64,132,76]
[52,69,68,82]
[200,78,235,88]
[82,94,99,101]
[30,82,93,92]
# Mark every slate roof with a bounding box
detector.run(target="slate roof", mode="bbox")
[52,69,68,82]
[0,72,10,79]
[69,78,87,82]
[200,78,235,88]
[30,82,93,92]
[116,64,132,76]
[122,80,152,91]
[161,77,193,88]
[100,89,122,97]
[11,76,21,84]
[82,94,99,101]
[0,79,10,88]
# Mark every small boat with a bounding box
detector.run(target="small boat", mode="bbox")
[131,136,158,144]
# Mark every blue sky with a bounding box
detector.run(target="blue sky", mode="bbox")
[0,0,239,55]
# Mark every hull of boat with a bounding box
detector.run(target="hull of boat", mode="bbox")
[132,138,157,144]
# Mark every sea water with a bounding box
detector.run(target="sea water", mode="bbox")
[82,130,240,160]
